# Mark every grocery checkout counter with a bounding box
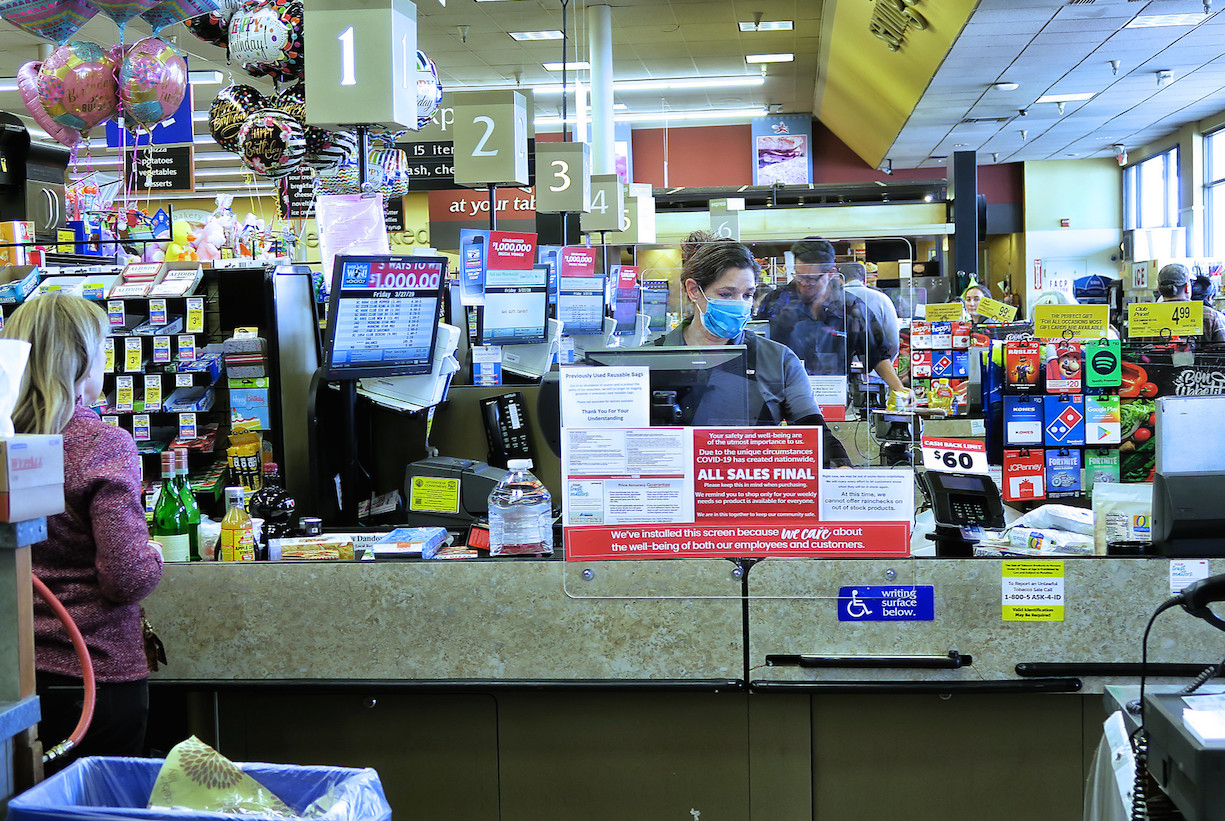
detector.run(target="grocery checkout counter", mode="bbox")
[140,556,1225,821]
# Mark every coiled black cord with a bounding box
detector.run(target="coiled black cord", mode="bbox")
[1129,595,1184,820]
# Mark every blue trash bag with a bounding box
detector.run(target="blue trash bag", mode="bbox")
[8,757,392,821]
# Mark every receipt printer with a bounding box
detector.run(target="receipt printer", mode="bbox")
[404,456,508,528]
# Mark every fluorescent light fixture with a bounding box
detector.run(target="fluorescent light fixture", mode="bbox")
[535,106,767,126]
[510,30,564,40]
[194,169,256,178]
[543,61,590,71]
[613,103,628,110]
[745,53,794,64]
[188,70,223,85]
[191,110,209,122]
[0,80,16,92]
[1034,92,1094,104]
[1125,13,1207,28]
[528,75,765,95]
[738,20,793,31]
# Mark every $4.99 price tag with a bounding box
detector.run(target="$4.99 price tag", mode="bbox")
[1002,560,1065,621]
[921,437,988,474]
[1128,301,1202,338]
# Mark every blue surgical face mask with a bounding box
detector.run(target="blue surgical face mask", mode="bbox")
[697,292,752,339]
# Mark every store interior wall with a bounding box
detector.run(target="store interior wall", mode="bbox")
[1022,158,1123,306]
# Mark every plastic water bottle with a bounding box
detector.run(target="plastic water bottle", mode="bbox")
[487,459,553,556]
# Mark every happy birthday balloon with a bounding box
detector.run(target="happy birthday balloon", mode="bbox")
[0,0,100,44]
[305,129,357,172]
[272,82,305,123]
[415,50,442,131]
[237,107,305,179]
[184,0,239,46]
[208,83,265,152]
[38,41,117,132]
[118,37,187,128]
[141,0,220,34]
[17,60,79,147]
[228,0,303,81]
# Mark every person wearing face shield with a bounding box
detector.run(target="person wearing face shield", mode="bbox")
[654,239,851,467]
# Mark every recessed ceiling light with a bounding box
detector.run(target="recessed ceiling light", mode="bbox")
[510,30,564,41]
[543,61,590,71]
[1125,13,1207,28]
[992,82,1019,92]
[187,70,223,85]
[738,20,793,31]
[745,53,794,64]
[524,76,765,94]
[1034,92,1094,104]
[613,103,628,110]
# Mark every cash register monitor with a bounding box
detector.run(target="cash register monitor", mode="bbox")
[557,274,607,335]
[582,345,751,426]
[1153,395,1225,556]
[478,263,550,345]
[611,282,641,337]
[322,254,448,380]
[641,280,670,332]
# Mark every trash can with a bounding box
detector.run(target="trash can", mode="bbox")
[8,757,392,821]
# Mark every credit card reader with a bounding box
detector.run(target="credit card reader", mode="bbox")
[918,470,1005,557]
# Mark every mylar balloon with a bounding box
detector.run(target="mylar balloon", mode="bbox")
[90,0,160,31]
[184,0,239,47]
[0,0,100,45]
[228,0,303,81]
[16,60,79,147]
[271,82,305,124]
[237,108,305,179]
[208,83,264,152]
[37,41,117,132]
[305,129,357,172]
[141,0,220,34]
[118,38,187,128]
[416,50,443,131]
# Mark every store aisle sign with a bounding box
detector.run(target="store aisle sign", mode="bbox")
[837,586,934,621]
[124,146,194,194]
[1002,561,1065,621]
[1128,301,1202,338]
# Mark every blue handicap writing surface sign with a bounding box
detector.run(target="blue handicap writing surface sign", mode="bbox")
[837,585,935,621]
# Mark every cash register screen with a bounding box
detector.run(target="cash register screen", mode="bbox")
[479,263,550,345]
[558,274,607,335]
[322,255,448,380]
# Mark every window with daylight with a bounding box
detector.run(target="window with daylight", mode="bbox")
[1124,147,1180,231]
[1206,130,1225,255]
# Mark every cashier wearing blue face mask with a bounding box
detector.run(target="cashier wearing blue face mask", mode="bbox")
[658,239,851,467]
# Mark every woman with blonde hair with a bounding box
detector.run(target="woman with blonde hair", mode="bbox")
[2,292,163,768]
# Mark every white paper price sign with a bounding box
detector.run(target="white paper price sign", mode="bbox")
[144,374,162,410]
[103,338,115,373]
[107,300,125,327]
[175,373,193,388]
[132,413,151,441]
[123,337,142,371]
[153,335,171,363]
[115,375,134,412]
[920,436,988,474]
[102,415,119,427]
[177,335,196,362]
[186,297,204,333]
[178,412,197,441]
[149,298,167,326]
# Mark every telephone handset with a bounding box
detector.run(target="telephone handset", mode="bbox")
[481,392,535,469]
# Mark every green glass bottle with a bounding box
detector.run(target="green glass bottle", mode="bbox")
[151,450,190,563]
[174,448,202,561]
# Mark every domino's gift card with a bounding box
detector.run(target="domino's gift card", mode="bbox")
[1045,449,1082,498]
[1004,395,1044,446]
[1044,394,1085,447]
[931,350,967,379]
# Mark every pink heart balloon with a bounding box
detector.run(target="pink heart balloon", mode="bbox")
[16,60,79,148]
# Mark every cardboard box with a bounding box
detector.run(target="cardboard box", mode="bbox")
[0,485,65,521]
[148,262,203,297]
[0,220,33,267]
[0,265,39,304]
[230,405,271,431]
[37,275,88,297]
[80,270,124,301]
[109,262,165,298]
[0,435,64,491]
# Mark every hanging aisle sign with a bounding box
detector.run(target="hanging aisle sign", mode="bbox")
[124,145,194,194]
[750,114,814,186]
[452,90,530,187]
[535,141,591,214]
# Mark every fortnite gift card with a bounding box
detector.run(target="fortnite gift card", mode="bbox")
[1045,448,1082,498]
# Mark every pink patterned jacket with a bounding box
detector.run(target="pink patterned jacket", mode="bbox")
[33,404,164,682]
